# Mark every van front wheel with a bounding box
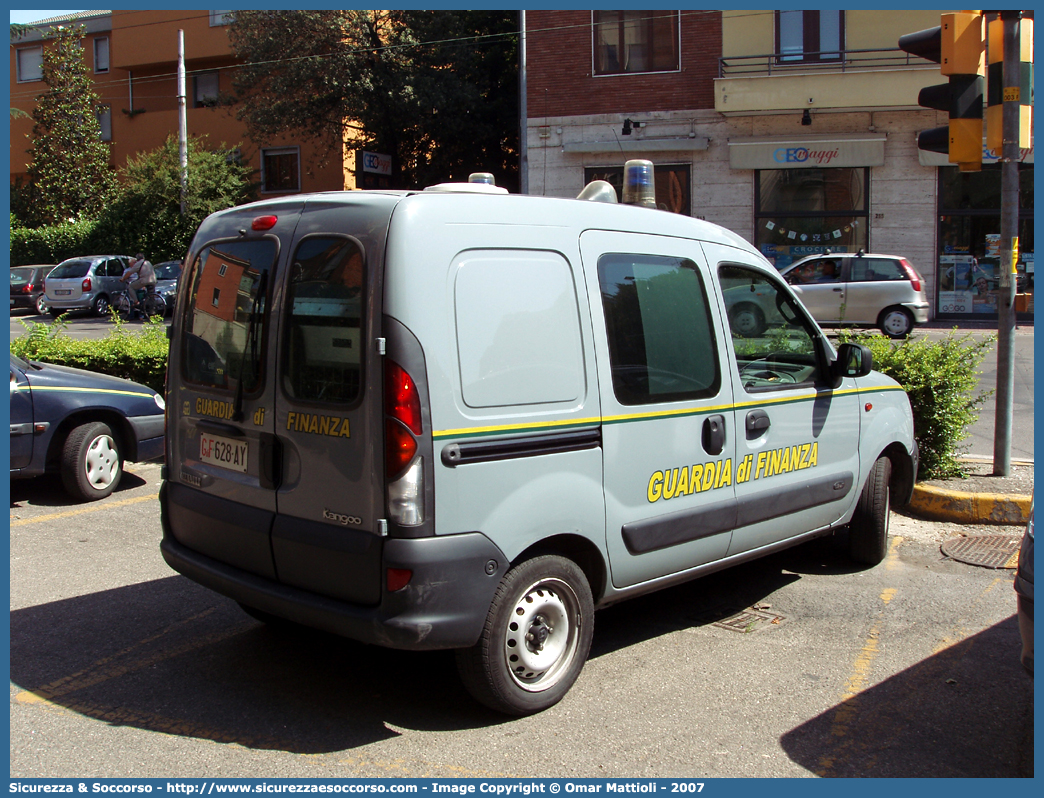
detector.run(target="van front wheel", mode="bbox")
[456,555,594,715]
[849,456,891,565]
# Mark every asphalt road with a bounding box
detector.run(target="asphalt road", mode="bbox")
[9,462,1034,779]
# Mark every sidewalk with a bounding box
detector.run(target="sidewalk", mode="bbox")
[908,457,1033,525]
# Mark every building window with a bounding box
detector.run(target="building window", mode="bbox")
[936,164,1034,318]
[210,10,234,27]
[217,263,227,277]
[212,288,221,308]
[261,148,301,193]
[754,167,869,269]
[94,37,109,73]
[16,46,44,82]
[776,10,844,62]
[584,164,690,215]
[593,11,679,75]
[194,72,220,107]
[97,105,112,141]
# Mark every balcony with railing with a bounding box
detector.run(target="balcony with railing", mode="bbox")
[718,46,937,78]
[715,46,942,115]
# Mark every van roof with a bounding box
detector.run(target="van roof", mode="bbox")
[212,189,763,261]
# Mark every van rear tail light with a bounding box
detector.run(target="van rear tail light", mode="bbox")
[82,277,92,292]
[385,361,422,434]
[900,259,922,292]
[386,419,418,477]
[387,459,424,526]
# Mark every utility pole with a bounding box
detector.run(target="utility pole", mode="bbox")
[177,30,189,216]
[992,11,1023,476]
[519,11,528,195]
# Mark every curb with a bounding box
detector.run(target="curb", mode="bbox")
[908,483,1032,525]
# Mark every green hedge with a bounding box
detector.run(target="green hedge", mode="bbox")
[9,217,110,266]
[10,314,169,393]
[839,329,995,479]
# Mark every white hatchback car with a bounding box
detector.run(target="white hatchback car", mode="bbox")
[779,252,929,338]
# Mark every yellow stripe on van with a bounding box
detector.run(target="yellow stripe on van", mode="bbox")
[431,385,903,441]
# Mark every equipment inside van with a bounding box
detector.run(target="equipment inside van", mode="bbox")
[161,164,918,715]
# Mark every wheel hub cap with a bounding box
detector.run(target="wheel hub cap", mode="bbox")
[85,435,119,489]
[504,580,579,692]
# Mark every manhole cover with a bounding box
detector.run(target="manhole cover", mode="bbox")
[713,608,785,633]
[941,535,1020,569]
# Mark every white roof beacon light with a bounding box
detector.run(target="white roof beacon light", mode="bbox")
[423,171,507,194]
[576,180,619,204]
[622,159,656,208]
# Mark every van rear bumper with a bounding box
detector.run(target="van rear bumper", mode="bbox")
[160,498,508,651]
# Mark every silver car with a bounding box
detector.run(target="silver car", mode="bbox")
[779,252,929,338]
[45,255,134,317]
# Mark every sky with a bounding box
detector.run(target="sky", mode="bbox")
[10,10,84,24]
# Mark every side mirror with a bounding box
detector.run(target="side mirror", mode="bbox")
[829,342,872,387]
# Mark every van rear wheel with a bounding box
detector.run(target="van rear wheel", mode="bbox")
[456,555,594,715]
[849,456,891,565]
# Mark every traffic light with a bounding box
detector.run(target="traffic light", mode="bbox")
[899,11,985,170]
[986,14,1034,154]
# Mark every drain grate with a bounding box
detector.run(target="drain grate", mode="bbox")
[941,535,1021,569]
[713,607,785,633]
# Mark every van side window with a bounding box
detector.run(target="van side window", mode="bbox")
[598,253,720,405]
[282,235,364,404]
[181,240,277,391]
[719,264,818,391]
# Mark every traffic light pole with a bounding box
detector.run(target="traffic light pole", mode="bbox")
[992,11,1021,477]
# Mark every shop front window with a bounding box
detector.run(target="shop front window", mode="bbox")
[936,164,1033,319]
[754,167,868,270]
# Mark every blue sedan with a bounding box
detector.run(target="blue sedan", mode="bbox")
[10,354,166,501]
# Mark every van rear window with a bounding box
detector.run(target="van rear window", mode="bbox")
[180,240,277,392]
[282,235,365,405]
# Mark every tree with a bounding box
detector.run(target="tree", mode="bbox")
[96,135,259,260]
[24,24,117,226]
[227,11,519,191]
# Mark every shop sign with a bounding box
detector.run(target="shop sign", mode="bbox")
[918,143,1033,167]
[361,151,393,175]
[728,135,886,170]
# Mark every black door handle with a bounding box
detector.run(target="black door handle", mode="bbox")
[745,409,770,439]
[703,414,725,456]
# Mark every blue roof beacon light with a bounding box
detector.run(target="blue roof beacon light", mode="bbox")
[468,172,496,185]
[622,159,656,208]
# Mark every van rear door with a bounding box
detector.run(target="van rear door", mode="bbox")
[266,199,392,606]
[166,208,296,581]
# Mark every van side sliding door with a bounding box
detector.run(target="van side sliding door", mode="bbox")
[581,232,737,589]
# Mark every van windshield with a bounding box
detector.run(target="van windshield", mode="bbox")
[180,240,278,392]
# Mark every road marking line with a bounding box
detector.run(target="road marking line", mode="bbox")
[816,586,898,776]
[11,492,158,526]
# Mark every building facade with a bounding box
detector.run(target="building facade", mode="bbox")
[524,10,1033,321]
[10,10,355,199]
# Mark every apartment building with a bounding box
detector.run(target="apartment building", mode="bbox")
[524,10,1034,321]
[10,10,353,198]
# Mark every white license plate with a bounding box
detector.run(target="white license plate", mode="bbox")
[55,289,71,295]
[199,432,248,473]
